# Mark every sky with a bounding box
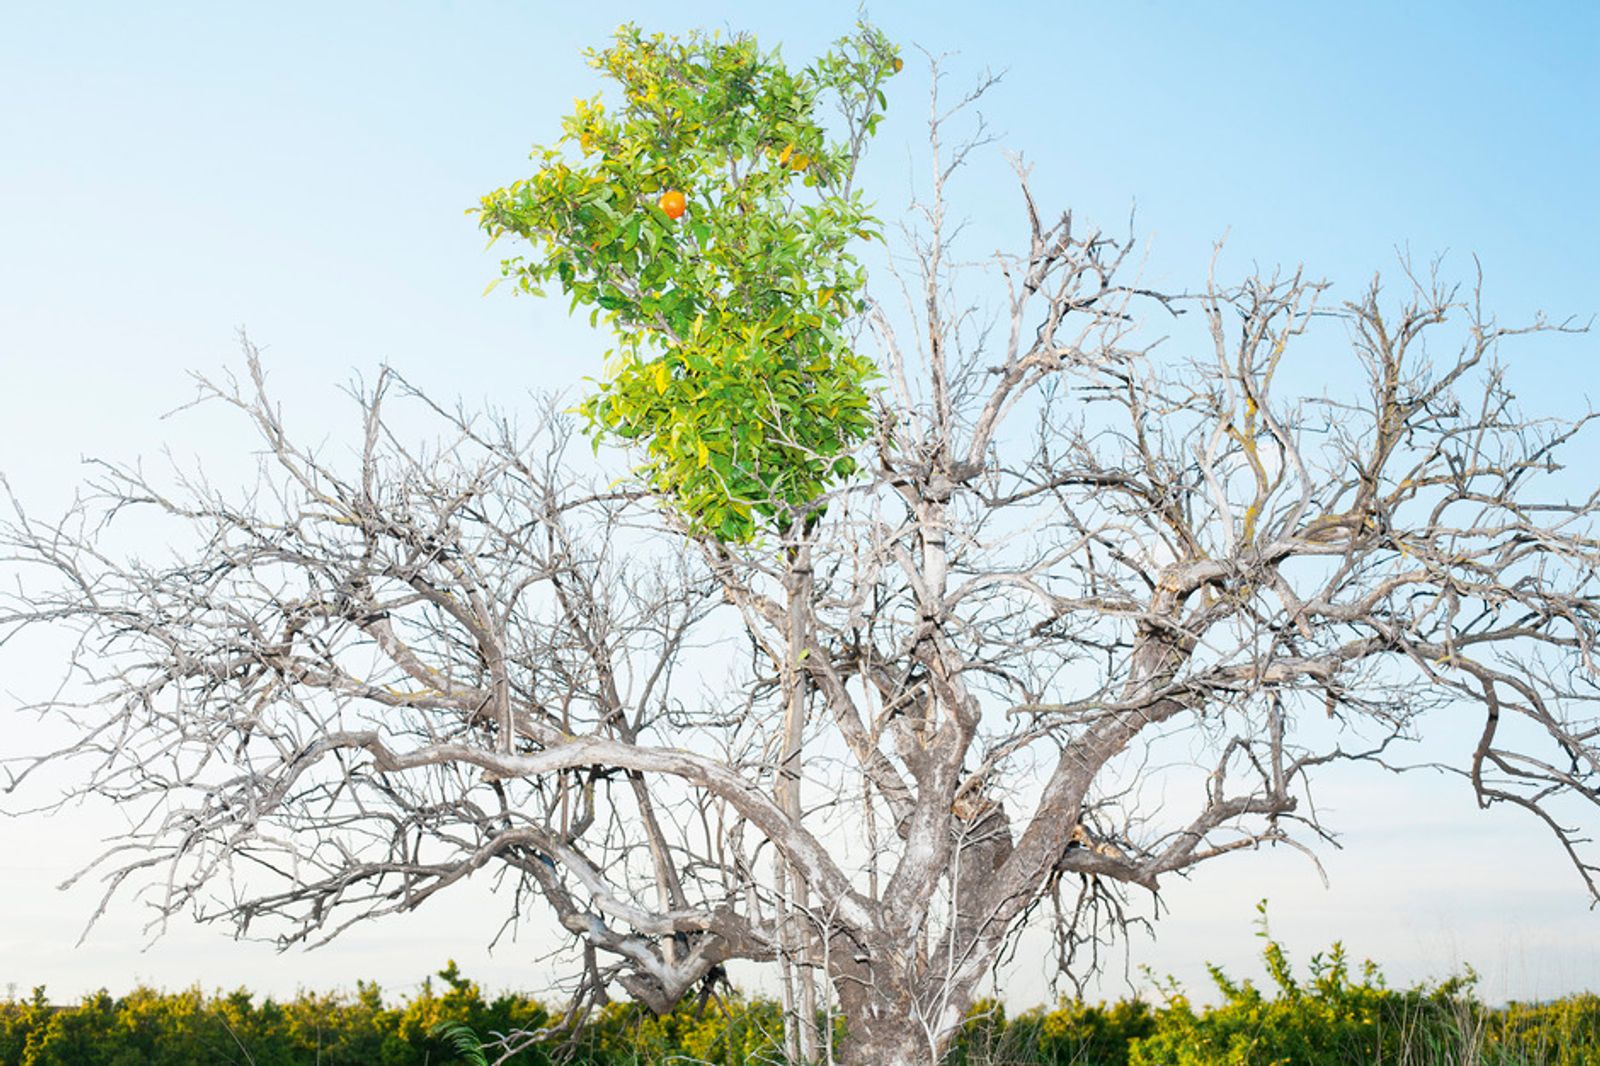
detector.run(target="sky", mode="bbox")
[1,0,1598,1010]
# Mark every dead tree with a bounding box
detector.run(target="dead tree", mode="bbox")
[4,78,1598,1066]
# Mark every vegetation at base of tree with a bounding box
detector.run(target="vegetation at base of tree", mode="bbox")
[3,928,1598,1066]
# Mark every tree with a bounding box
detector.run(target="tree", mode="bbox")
[4,22,1599,1066]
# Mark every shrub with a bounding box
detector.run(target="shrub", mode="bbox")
[0,937,1596,1064]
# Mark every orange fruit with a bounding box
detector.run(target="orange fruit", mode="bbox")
[658,189,687,220]
[892,57,903,73]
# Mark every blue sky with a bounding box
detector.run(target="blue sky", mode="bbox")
[2,1,1597,1007]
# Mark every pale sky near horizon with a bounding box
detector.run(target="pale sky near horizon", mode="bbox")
[2,1,1598,1010]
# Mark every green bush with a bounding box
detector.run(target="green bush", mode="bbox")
[2,928,1597,1065]
[0,962,554,1066]
[1485,995,1600,1065]
[947,996,1156,1066]
[1125,902,1588,1066]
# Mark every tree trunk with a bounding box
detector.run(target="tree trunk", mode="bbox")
[779,541,820,1062]
[834,967,969,1066]
[839,1007,936,1066]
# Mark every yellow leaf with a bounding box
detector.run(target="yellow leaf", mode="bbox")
[652,362,671,395]
[696,440,709,467]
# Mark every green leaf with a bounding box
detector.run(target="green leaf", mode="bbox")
[479,20,897,542]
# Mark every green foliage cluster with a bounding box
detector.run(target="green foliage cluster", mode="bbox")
[3,936,1598,1064]
[0,961,554,1066]
[571,996,787,1065]
[1120,902,1600,1065]
[1130,942,1469,1064]
[949,996,1157,1066]
[0,959,797,1066]
[477,23,895,542]
[1490,996,1600,1065]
